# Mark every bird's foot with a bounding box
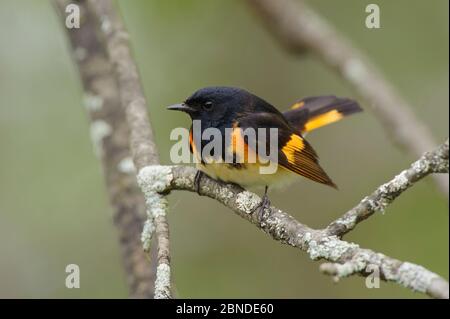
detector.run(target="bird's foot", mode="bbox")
[254,186,271,222]
[194,170,204,195]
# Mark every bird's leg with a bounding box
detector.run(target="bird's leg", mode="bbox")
[194,170,204,195]
[254,185,271,222]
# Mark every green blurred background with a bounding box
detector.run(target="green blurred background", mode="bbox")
[0,0,448,298]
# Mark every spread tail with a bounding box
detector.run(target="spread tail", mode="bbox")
[283,96,362,134]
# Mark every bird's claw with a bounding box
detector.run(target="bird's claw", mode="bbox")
[253,186,271,222]
[194,170,204,195]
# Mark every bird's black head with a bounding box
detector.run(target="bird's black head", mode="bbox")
[167,86,253,126]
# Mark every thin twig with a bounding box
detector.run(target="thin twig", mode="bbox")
[54,0,155,298]
[88,0,171,299]
[327,139,449,237]
[246,0,448,197]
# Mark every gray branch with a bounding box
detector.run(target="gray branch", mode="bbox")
[327,139,449,237]
[87,0,171,299]
[246,0,448,198]
[136,138,449,298]
[54,0,156,298]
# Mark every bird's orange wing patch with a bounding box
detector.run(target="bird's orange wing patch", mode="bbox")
[189,129,195,153]
[303,110,343,133]
[281,134,305,163]
[189,128,203,163]
[290,100,305,110]
[229,125,257,163]
[279,133,336,188]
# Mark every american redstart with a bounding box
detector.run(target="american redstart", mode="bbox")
[168,86,362,217]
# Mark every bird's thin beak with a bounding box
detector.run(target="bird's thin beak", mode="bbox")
[167,103,195,113]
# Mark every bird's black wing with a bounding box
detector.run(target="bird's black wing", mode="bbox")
[235,112,336,187]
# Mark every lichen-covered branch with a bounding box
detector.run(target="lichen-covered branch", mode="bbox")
[246,0,448,198]
[137,160,448,299]
[54,0,155,298]
[87,0,171,299]
[327,139,449,237]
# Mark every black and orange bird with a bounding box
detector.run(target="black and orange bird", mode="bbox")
[168,87,362,217]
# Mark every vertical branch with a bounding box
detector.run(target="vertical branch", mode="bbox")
[88,0,172,298]
[247,0,448,197]
[54,0,155,298]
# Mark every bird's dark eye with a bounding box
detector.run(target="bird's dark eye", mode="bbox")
[203,101,213,111]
